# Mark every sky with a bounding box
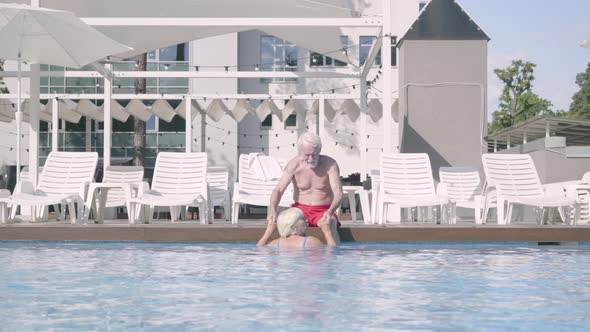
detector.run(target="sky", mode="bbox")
[456,0,590,118]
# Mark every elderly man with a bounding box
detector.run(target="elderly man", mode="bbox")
[268,132,342,243]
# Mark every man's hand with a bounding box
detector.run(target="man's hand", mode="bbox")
[267,210,277,226]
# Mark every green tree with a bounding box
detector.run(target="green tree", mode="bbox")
[568,62,590,119]
[0,60,9,93]
[489,60,554,133]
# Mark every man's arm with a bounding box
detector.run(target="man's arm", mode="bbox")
[257,219,277,247]
[267,160,296,224]
[325,161,343,217]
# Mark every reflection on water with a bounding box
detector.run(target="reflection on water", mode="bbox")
[0,243,590,331]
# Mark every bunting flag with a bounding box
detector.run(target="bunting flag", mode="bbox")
[367,99,383,122]
[205,99,229,122]
[255,100,280,122]
[22,100,52,122]
[125,99,153,122]
[307,100,319,123]
[282,99,305,121]
[174,98,203,120]
[231,99,253,123]
[150,99,176,123]
[0,102,16,121]
[100,100,130,123]
[46,99,83,124]
[339,99,360,121]
[75,99,103,122]
[391,99,399,123]
[324,100,337,122]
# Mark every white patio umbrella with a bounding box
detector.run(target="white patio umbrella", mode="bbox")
[0,3,131,182]
[582,40,590,49]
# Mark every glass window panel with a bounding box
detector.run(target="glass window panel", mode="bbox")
[285,114,297,128]
[49,77,64,86]
[146,115,157,131]
[159,77,189,87]
[159,116,185,132]
[66,77,96,86]
[148,50,157,60]
[40,64,49,71]
[310,52,323,66]
[159,43,188,61]
[158,87,189,94]
[261,114,272,128]
[146,134,157,146]
[40,77,48,85]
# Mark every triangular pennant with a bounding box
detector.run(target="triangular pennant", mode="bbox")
[0,101,15,119]
[324,100,337,122]
[205,99,229,122]
[255,100,279,122]
[339,99,360,122]
[306,99,319,123]
[125,99,152,122]
[22,100,52,122]
[174,98,203,120]
[367,99,383,122]
[47,99,82,124]
[282,99,305,121]
[75,99,103,122]
[392,99,399,123]
[100,100,130,123]
[231,99,253,123]
[150,99,176,123]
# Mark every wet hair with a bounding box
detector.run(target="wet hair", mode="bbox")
[277,208,306,237]
[297,132,322,153]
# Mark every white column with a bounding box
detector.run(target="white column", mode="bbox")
[545,122,550,138]
[185,96,192,152]
[382,0,393,152]
[51,99,58,152]
[523,130,528,144]
[507,135,511,149]
[493,139,497,153]
[318,95,325,145]
[103,64,112,174]
[28,64,40,186]
[360,82,368,181]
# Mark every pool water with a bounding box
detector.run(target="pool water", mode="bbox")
[1,242,590,331]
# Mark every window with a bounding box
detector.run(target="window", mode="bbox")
[310,36,348,67]
[284,114,297,128]
[260,36,298,83]
[261,115,273,128]
[359,36,397,67]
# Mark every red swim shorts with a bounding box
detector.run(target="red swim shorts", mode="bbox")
[291,202,341,227]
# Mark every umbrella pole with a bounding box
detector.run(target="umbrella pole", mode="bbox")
[15,52,22,185]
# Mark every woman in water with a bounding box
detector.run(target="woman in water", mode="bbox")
[257,207,337,248]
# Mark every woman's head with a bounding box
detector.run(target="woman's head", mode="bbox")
[277,208,307,237]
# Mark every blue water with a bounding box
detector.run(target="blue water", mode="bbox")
[1,242,590,331]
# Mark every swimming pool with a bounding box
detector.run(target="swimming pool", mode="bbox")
[1,242,589,331]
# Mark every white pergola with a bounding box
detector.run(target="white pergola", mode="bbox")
[0,0,397,185]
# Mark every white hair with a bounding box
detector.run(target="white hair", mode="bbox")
[297,132,322,152]
[277,208,306,237]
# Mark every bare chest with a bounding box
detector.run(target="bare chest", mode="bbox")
[294,167,330,191]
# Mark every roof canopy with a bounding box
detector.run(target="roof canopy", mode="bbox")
[486,116,590,150]
[3,0,378,63]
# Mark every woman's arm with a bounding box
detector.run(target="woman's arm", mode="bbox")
[257,220,277,247]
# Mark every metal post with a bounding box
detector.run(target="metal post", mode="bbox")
[103,64,112,174]
[318,95,325,146]
[493,139,497,153]
[51,99,58,152]
[28,64,40,186]
[382,0,393,152]
[360,82,368,181]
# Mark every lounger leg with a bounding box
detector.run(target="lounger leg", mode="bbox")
[67,201,76,224]
[497,199,506,225]
[232,202,240,224]
[0,203,6,223]
[505,203,513,225]
[147,205,154,224]
[224,193,231,221]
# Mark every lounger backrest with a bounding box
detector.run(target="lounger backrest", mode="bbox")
[439,167,481,202]
[102,166,144,206]
[238,154,282,196]
[370,169,380,190]
[481,154,544,199]
[207,166,229,205]
[380,153,436,197]
[151,152,207,199]
[37,152,98,196]
[583,171,590,183]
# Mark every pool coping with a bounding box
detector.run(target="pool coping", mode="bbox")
[2,223,590,243]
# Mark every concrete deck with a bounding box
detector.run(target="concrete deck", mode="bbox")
[2,218,590,243]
